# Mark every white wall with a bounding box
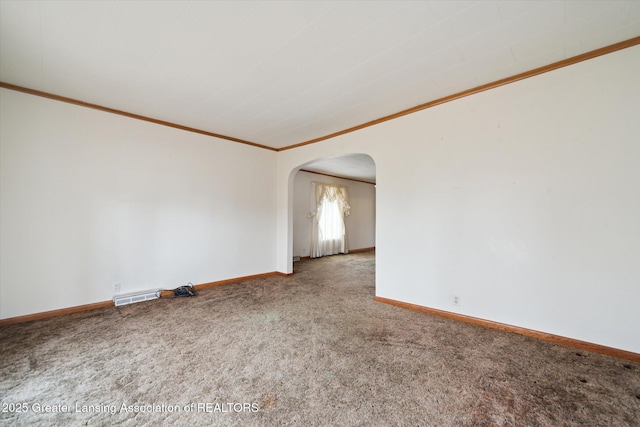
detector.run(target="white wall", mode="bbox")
[2,46,639,355]
[276,46,640,353]
[0,89,277,319]
[292,170,375,258]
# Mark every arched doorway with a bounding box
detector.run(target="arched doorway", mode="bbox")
[289,153,376,266]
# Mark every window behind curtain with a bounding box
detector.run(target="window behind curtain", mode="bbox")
[310,182,350,258]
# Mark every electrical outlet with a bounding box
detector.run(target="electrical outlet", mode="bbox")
[452,295,461,306]
[113,282,121,293]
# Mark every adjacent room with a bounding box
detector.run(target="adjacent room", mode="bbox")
[292,155,376,261]
[1,1,639,425]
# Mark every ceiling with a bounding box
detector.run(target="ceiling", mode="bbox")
[303,153,377,184]
[1,1,639,179]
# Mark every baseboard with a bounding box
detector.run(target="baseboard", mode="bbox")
[0,271,291,326]
[194,271,289,290]
[374,296,640,363]
[275,272,294,277]
[0,301,115,326]
[349,246,375,254]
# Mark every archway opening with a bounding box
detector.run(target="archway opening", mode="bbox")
[289,153,376,270]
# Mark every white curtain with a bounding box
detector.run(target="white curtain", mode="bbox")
[310,182,350,258]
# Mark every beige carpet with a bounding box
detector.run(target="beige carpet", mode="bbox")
[1,252,638,426]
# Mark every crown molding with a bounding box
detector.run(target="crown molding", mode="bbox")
[2,37,638,153]
[277,36,640,151]
[0,82,277,152]
[299,169,375,185]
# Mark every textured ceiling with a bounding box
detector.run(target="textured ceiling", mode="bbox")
[1,0,639,152]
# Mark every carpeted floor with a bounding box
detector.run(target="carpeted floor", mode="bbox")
[1,252,638,426]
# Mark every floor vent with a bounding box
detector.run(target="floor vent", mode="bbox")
[113,289,161,307]
[293,256,301,262]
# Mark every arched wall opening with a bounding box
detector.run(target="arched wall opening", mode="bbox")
[284,153,376,274]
